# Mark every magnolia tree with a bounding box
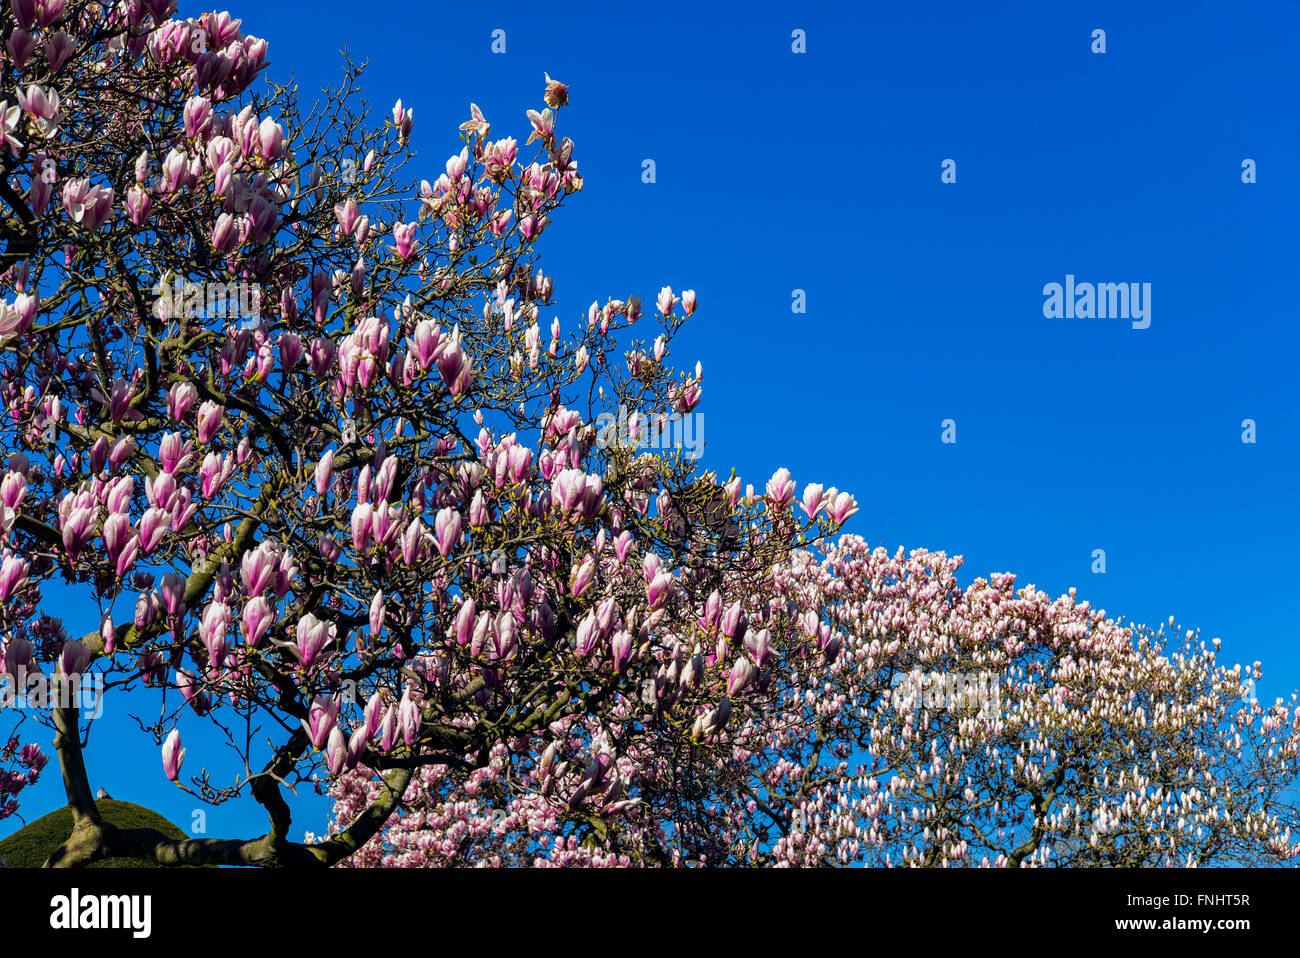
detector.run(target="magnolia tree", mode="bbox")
[0,0,861,867]
[322,535,1300,867]
[0,2,1296,871]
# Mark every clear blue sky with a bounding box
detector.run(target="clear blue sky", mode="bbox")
[5,0,1298,847]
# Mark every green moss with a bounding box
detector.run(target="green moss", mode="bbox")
[0,799,211,868]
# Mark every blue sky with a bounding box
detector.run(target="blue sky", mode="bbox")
[4,0,1298,847]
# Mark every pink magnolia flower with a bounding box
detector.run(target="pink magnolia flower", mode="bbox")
[347,725,368,768]
[614,530,632,564]
[392,99,414,141]
[372,457,398,503]
[126,185,152,225]
[399,690,421,746]
[1,470,27,510]
[569,556,596,598]
[400,518,425,566]
[309,336,335,375]
[160,571,186,618]
[158,433,192,474]
[99,612,115,654]
[445,146,468,180]
[59,639,90,676]
[273,549,298,599]
[196,401,224,444]
[61,178,113,227]
[364,692,384,739]
[507,444,533,483]
[434,325,471,395]
[183,95,212,138]
[409,318,441,371]
[326,727,348,775]
[285,613,335,669]
[200,601,232,667]
[468,489,488,527]
[250,197,279,243]
[379,706,398,752]
[0,300,32,344]
[745,628,772,668]
[107,434,135,470]
[454,599,476,647]
[721,601,744,639]
[391,221,418,260]
[483,137,517,180]
[314,450,335,498]
[369,590,385,638]
[800,483,826,520]
[3,635,33,675]
[766,468,796,508]
[138,507,169,556]
[334,198,359,237]
[575,612,601,657]
[241,595,273,648]
[318,534,342,562]
[211,211,237,253]
[240,542,279,597]
[102,513,139,576]
[371,502,401,549]
[646,571,673,610]
[727,656,756,696]
[351,502,375,553]
[199,451,234,500]
[657,286,677,317]
[278,333,303,372]
[824,489,859,525]
[166,382,198,423]
[611,629,634,672]
[105,377,135,423]
[302,696,340,750]
[60,502,97,562]
[0,554,30,601]
[17,83,62,137]
[4,34,36,73]
[34,0,66,30]
[146,471,177,511]
[258,116,284,158]
[518,213,549,240]
[162,730,185,781]
[524,107,553,144]
[700,590,723,630]
[434,507,461,558]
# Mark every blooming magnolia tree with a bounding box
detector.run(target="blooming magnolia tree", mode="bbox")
[0,0,861,867]
[0,2,1296,871]
[320,536,1300,867]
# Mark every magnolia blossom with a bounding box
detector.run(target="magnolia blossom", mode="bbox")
[162,730,185,781]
